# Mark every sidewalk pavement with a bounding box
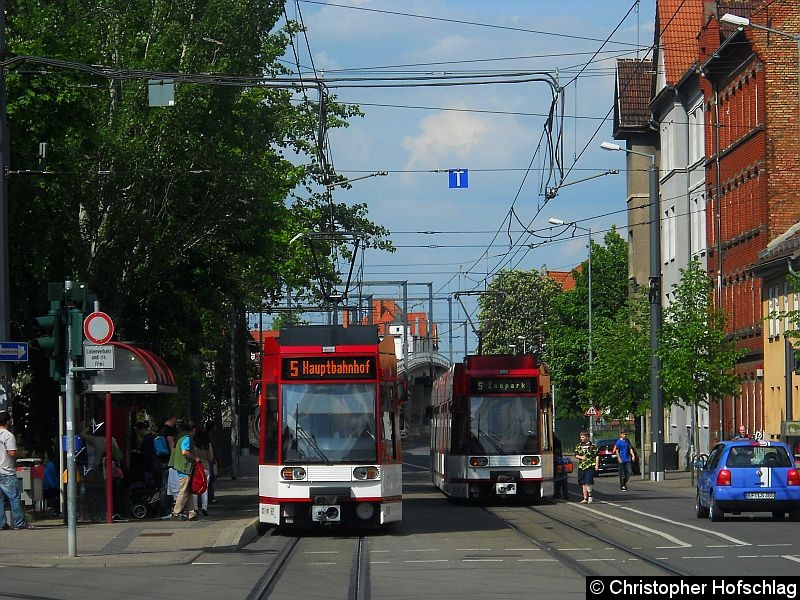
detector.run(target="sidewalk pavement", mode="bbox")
[0,453,261,569]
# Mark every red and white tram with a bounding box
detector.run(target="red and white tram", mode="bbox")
[430,354,554,501]
[257,325,402,528]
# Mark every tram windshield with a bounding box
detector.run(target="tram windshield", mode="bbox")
[467,395,538,455]
[281,383,377,463]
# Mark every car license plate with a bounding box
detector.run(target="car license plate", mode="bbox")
[745,492,775,500]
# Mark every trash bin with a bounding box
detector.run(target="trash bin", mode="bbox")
[663,443,679,471]
[15,458,43,507]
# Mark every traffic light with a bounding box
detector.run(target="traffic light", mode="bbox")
[33,300,65,380]
[68,308,84,358]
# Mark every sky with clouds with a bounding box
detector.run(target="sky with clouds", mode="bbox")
[276,0,656,358]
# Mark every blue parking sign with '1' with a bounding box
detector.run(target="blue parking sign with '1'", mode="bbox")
[448,169,468,189]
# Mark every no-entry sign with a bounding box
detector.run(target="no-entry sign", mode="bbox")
[83,312,114,345]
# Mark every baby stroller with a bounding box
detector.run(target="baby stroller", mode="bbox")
[128,471,164,519]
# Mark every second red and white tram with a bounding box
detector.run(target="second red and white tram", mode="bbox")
[256,325,402,528]
[431,354,554,501]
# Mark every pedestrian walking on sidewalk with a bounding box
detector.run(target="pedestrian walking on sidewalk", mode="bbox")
[614,430,636,491]
[574,431,599,504]
[163,420,200,521]
[0,412,34,529]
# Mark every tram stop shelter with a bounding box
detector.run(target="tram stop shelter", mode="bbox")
[82,342,177,522]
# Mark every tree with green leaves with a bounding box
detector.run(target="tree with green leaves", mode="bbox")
[658,258,743,451]
[545,228,628,418]
[580,289,649,420]
[5,1,391,451]
[477,268,561,356]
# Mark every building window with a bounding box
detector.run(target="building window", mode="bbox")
[688,103,705,164]
[663,205,676,263]
[661,120,674,173]
[768,286,775,338]
[690,193,706,257]
[785,281,791,334]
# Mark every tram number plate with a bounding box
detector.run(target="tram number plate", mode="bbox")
[745,492,775,500]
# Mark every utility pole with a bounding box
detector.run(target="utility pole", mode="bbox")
[0,0,12,405]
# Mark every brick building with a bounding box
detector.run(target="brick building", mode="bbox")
[698,0,800,442]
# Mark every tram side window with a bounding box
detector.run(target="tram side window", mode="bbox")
[264,384,279,462]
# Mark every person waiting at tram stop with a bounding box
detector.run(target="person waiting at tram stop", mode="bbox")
[574,430,599,504]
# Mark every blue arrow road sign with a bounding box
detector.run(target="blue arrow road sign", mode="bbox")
[0,342,29,361]
[448,169,468,188]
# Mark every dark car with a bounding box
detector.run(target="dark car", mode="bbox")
[696,440,800,522]
[594,438,641,476]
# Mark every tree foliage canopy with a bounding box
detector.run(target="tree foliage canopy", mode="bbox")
[545,228,628,417]
[477,268,561,356]
[658,258,742,408]
[580,289,649,420]
[6,1,390,437]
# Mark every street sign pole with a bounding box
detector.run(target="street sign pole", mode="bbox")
[64,280,77,558]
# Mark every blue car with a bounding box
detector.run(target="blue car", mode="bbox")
[696,440,800,522]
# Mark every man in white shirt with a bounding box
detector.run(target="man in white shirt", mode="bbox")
[0,412,34,529]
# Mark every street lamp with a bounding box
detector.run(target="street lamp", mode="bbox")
[548,217,592,366]
[719,13,800,137]
[517,334,527,355]
[601,141,663,482]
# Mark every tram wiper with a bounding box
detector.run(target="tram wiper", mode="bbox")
[477,429,505,455]
[296,425,332,465]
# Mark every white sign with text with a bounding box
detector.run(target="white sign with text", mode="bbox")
[84,345,115,370]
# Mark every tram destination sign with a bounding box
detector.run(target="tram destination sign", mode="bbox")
[282,356,376,380]
[470,377,535,394]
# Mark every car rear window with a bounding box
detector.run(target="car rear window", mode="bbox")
[725,446,792,468]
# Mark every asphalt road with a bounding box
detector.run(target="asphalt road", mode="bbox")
[1,443,798,599]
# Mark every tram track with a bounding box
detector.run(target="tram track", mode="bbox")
[246,533,370,600]
[484,504,691,578]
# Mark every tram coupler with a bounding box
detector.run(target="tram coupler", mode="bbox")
[495,482,517,495]
[312,504,342,523]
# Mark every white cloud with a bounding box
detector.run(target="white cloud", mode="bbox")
[402,108,489,169]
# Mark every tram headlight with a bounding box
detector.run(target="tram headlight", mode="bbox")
[469,456,489,467]
[353,466,380,480]
[521,456,539,466]
[281,467,307,480]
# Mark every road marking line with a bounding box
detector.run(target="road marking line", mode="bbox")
[402,548,439,552]
[370,550,390,553]
[577,558,616,562]
[404,559,448,563]
[463,559,504,562]
[758,543,791,547]
[576,505,692,548]
[557,548,592,551]
[518,558,558,562]
[192,562,221,565]
[303,551,339,554]
[781,555,800,564]
[370,561,391,564]
[682,556,723,559]
[505,548,539,551]
[602,501,750,546]
[456,548,492,551]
